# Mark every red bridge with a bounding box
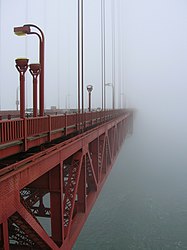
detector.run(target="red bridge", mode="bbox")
[0,109,132,250]
[0,1,132,249]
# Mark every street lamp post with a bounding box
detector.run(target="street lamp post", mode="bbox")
[14,24,45,116]
[15,58,29,118]
[29,63,41,117]
[86,85,93,112]
[105,83,114,110]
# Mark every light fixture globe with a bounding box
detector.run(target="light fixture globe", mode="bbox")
[86,84,93,93]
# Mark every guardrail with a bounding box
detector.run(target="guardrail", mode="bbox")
[0,118,24,143]
[0,109,128,158]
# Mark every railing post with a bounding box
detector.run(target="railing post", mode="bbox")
[23,118,27,151]
[65,113,67,136]
[91,111,93,126]
[76,112,78,131]
[48,115,51,142]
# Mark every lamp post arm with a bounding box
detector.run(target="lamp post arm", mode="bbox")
[24,24,45,116]
[29,32,42,62]
[24,24,44,42]
[29,31,42,43]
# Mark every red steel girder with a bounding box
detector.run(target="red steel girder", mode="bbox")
[86,152,98,193]
[0,110,127,160]
[0,112,132,250]
[9,212,49,249]
[63,151,83,239]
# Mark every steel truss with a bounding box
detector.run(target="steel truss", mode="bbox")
[0,112,131,250]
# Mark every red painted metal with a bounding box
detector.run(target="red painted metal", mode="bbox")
[0,109,132,249]
[25,24,45,117]
[29,64,41,117]
[86,85,93,112]
[14,24,45,117]
[0,109,126,160]
[15,58,29,118]
[78,0,81,116]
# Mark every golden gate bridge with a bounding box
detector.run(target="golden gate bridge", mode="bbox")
[0,1,132,249]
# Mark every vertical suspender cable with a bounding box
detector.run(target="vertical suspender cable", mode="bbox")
[111,0,115,110]
[78,0,84,127]
[81,0,84,118]
[57,1,61,109]
[101,0,106,110]
[101,0,103,110]
[122,0,126,108]
[0,0,2,110]
[78,0,80,115]
[118,0,122,109]
[25,0,29,109]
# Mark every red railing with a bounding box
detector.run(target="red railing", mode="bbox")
[0,110,128,156]
[0,119,24,144]
[66,113,77,127]
[27,116,49,137]
[51,115,66,131]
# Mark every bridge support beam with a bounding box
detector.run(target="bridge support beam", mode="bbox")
[89,139,99,183]
[0,111,132,249]
[77,157,87,213]
[50,164,64,247]
[2,221,9,250]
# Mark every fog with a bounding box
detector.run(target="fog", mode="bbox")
[124,0,187,169]
[1,0,187,249]
[0,0,118,110]
[74,1,187,248]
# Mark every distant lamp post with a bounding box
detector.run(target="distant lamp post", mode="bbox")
[14,24,45,116]
[15,58,29,118]
[29,63,41,117]
[86,84,93,112]
[105,83,114,109]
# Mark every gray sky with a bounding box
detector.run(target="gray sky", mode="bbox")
[0,0,118,110]
[0,0,187,113]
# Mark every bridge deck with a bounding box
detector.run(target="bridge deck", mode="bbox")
[0,110,132,250]
[0,110,125,160]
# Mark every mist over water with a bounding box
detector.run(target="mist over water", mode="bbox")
[74,1,187,248]
[74,107,187,249]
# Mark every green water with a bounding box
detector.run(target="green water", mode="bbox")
[74,115,187,250]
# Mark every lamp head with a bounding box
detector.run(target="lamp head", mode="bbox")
[87,84,93,93]
[15,58,29,67]
[29,63,41,77]
[14,25,31,36]
[15,58,29,73]
[29,63,41,72]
